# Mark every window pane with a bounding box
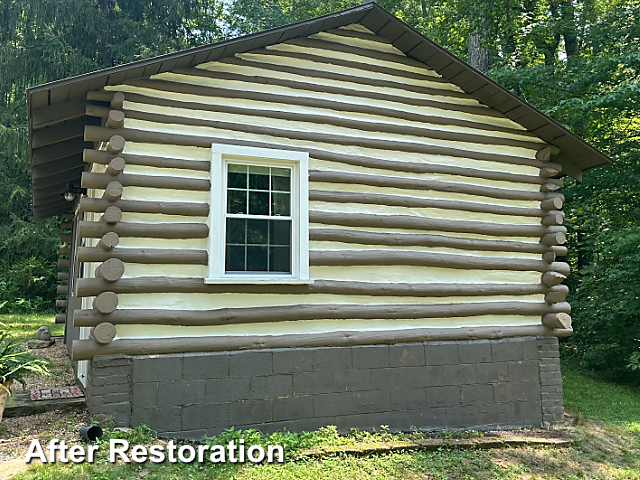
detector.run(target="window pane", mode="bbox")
[269,246,291,273]
[227,164,247,189]
[249,165,270,190]
[226,218,246,244]
[226,246,245,272]
[269,220,291,246]
[272,192,290,216]
[271,168,291,192]
[227,190,247,214]
[249,191,269,215]
[247,246,268,271]
[246,219,268,245]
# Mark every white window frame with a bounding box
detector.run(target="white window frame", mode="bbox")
[206,143,310,284]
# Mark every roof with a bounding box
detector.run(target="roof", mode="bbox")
[27,2,611,220]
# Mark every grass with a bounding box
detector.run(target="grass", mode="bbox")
[0,313,63,343]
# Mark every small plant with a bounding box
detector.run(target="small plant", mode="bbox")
[0,323,50,394]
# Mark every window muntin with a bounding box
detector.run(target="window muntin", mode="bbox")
[225,164,292,273]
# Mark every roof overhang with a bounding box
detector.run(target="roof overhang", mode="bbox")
[27,2,611,220]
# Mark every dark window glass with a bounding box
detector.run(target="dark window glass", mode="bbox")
[269,246,291,272]
[225,246,245,272]
[272,192,290,216]
[227,165,247,189]
[227,190,247,214]
[248,191,269,215]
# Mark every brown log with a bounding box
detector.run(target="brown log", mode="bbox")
[99,232,120,250]
[78,247,208,264]
[541,197,563,211]
[93,292,118,314]
[78,220,209,239]
[87,91,113,102]
[55,314,66,324]
[82,171,210,191]
[60,234,72,243]
[71,324,572,361]
[110,92,125,110]
[61,213,75,220]
[86,104,111,118]
[57,285,68,295]
[101,206,122,224]
[310,190,546,218]
[58,272,69,281]
[73,301,565,328]
[58,248,71,256]
[106,135,125,155]
[75,277,548,297]
[542,271,566,287]
[550,245,567,256]
[540,167,560,178]
[545,285,569,304]
[542,312,572,329]
[541,183,562,193]
[61,222,73,230]
[310,170,546,202]
[95,258,125,282]
[310,211,555,238]
[56,299,67,308]
[103,181,123,202]
[58,259,70,268]
[541,214,564,226]
[106,110,125,129]
[542,251,556,263]
[79,197,210,217]
[83,148,209,172]
[106,157,126,176]
[310,228,552,254]
[536,147,553,162]
[309,250,570,274]
[541,232,566,246]
[92,322,117,345]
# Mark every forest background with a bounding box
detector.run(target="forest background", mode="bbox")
[0,0,638,378]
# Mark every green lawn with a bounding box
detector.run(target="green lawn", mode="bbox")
[0,313,63,343]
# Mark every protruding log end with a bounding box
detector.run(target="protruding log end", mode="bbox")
[106,110,125,129]
[542,312,572,329]
[60,234,72,243]
[55,314,66,324]
[106,157,126,176]
[93,291,118,314]
[59,248,71,256]
[536,147,552,162]
[57,285,69,295]
[541,182,562,193]
[56,299,68,309]
[58,259,70,269]
[107,135,125,155]
[92,322,117,345]
[110,92,125,110]
[542,214,564,226]
[61,222,73,230]
[102,206,122,224]
[545,285,569,304]
[95,258,125,282]
[540,166,561,178]
[543,251,556,263]
[103,181,123,202]
[58,272,70,281]
[61,213,75,220]
[99,232,120,250]
[542,271,566,287]
[542,232,566,246]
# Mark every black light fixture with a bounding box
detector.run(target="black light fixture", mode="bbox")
[61,182,87,202]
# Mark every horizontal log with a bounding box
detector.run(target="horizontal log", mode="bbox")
[541,197,563,211]
[107,157,126,176]
[60,234,72,243]
[107,135,125,154]
[93,291,118,314]
[309,250,570,274]
[56,299,67,308]
[309,190,546,218]
[541,214,564,226]
[78,221,209,239]
[309,170,546,202]
[100,232,119,250]
[61,222,72,230]
[102,206,122,224]
[542,271,566,287]
[55,314,66,324]
[83,149,209,172]
[61,213,75,220]
[73,301,567,327]
[545,285,569,304]
[58,259,70,269]
[103,181,123,202]
[57,285,68,295]
[309,211,560,238]
[95,258,125,282]
[86,104,111,118]
[542,312,571,329]
[71,324,572,361]
[58,272,69,281]
[111,92,125,110]
[310,228,553,254]
[75,277,548,297]
[85,124,550,171]
[58,248,71,256]
[82,171,210,191]
[541,232,566,246]
[78,247,208,264]
[93,322,117,344]
[106,110,125,129]
[79,197,210,216]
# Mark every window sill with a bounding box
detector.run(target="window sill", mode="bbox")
[204,277,314,285]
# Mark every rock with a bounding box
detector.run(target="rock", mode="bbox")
[25,339,55,349]
[36,326,51,341]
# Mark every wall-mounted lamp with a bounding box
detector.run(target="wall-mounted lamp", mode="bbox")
[61,183,87,202]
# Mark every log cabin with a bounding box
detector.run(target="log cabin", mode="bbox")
[28,2,610,437]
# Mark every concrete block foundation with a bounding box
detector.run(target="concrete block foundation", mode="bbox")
[84,336,564,438]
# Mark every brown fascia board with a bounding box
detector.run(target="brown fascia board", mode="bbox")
[27,3,611,219]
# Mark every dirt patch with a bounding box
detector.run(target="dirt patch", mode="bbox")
[17,338,76,390]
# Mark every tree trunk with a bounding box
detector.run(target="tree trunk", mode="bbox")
[468,27,492,72]
[560,0,579,57]
[421,0,427,16]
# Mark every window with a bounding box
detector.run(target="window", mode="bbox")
[207,144,309,283]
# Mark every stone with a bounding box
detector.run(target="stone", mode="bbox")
[25,339,54,349]
[36,326,51,341]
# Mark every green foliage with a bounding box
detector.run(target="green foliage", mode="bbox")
[0,322,50,390]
